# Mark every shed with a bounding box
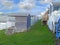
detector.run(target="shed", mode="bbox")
[6,13,31,34]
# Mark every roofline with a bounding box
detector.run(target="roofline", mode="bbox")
[0,12,36,17]
[52,2,60,6]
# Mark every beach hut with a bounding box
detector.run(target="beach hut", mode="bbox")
[6,13,31,34]
[47,1,60,33]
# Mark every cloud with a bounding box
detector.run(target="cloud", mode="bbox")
[0,0,50,15]
[0,12,3,14]
[40,0,52,3]
[25,0,35,3]
[18,0,35,10]
[0,0,15,10]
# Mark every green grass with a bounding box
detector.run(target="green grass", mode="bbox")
[0,20,55,45]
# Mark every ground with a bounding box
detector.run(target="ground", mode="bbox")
[0,20,55,45]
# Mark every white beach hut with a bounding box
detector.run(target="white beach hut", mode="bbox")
[5,12,31,34]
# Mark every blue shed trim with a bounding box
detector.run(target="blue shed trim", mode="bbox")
[27,14,31,30]
[58,19,60,23]
[56,19,60,39]
[55,22,60,39]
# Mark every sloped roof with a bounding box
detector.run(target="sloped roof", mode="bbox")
[0,12,30,17]
[6,12,29,17]
[53,2,60,6]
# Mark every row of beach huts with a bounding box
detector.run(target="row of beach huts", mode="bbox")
[0,1,60,35]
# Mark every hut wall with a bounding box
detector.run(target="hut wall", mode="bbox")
[7,15,31,33]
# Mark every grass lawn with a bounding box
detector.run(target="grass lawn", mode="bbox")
[0,20,55,45]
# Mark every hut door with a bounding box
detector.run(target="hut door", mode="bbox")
[15,16,27,32]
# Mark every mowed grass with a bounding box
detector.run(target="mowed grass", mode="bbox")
[0,20,55,45]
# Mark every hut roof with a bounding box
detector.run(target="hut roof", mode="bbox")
[0,12,30,17]
[6,12,29,17]
[53,2,60,6]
